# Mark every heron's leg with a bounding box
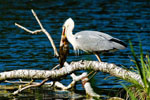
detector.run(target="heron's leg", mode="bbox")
[88,53,102,80]
[95,53,102,62]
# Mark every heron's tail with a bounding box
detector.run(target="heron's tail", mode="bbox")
[110,38,127,50]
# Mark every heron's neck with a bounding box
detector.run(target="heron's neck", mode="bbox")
[66,30,74,44]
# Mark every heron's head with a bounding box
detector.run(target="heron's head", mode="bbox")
[62,18,74,36]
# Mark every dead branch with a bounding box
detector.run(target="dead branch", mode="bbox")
[70,61,143,87]
[15,9,59,57]
[8,72,100,97]
[12,78,49,95]
[15,23,42,34]
[0,61,143,87]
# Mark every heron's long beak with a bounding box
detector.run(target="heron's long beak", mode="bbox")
[62,27,66,37]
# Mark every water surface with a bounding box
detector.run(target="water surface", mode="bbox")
[0,0,150,99]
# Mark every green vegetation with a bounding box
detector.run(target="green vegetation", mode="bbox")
[124,40,150,100]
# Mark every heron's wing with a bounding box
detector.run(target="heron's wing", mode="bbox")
[74,31,126,52]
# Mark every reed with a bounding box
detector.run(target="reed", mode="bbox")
[124,40,150,99]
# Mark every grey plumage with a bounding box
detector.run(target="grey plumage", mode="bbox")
[73,30,127,53]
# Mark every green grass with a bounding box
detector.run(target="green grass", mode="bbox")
[124,40,150,99]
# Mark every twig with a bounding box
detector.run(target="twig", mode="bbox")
[15,9,59,57]
[52,64,60,70]
[15,23,42,34]
[12,78,49,95]
[31,9,44,29]
[5,80,56,86]
[31,9,59,57]
[5,80,39,85]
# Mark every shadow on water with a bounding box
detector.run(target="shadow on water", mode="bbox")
[0,0,150,99]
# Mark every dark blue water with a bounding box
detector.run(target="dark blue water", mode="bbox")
[0,0,150,98]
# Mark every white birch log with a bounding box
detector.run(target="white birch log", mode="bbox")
[0,61,143,87]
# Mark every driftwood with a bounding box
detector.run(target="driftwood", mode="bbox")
[0,61,143,87]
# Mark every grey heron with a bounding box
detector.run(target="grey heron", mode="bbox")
[62,18,127,78]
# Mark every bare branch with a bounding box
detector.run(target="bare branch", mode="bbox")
[6,72,100,97]
[15,9,59,57]
[62,73,88,90]
[12,78,49,95]
[31,9,44,30]
[31,9,59,57]
[54,72,100,98]
[0,61,143,87]
[15,23,42,34]
[4,80,39,85]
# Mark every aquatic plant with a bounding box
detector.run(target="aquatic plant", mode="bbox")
[124,40,150,99]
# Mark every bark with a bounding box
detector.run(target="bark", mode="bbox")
[70,60,143,87]
[0,61,143,87]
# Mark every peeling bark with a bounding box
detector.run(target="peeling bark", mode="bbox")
[0,61,143,87]
[70,60,143,87]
